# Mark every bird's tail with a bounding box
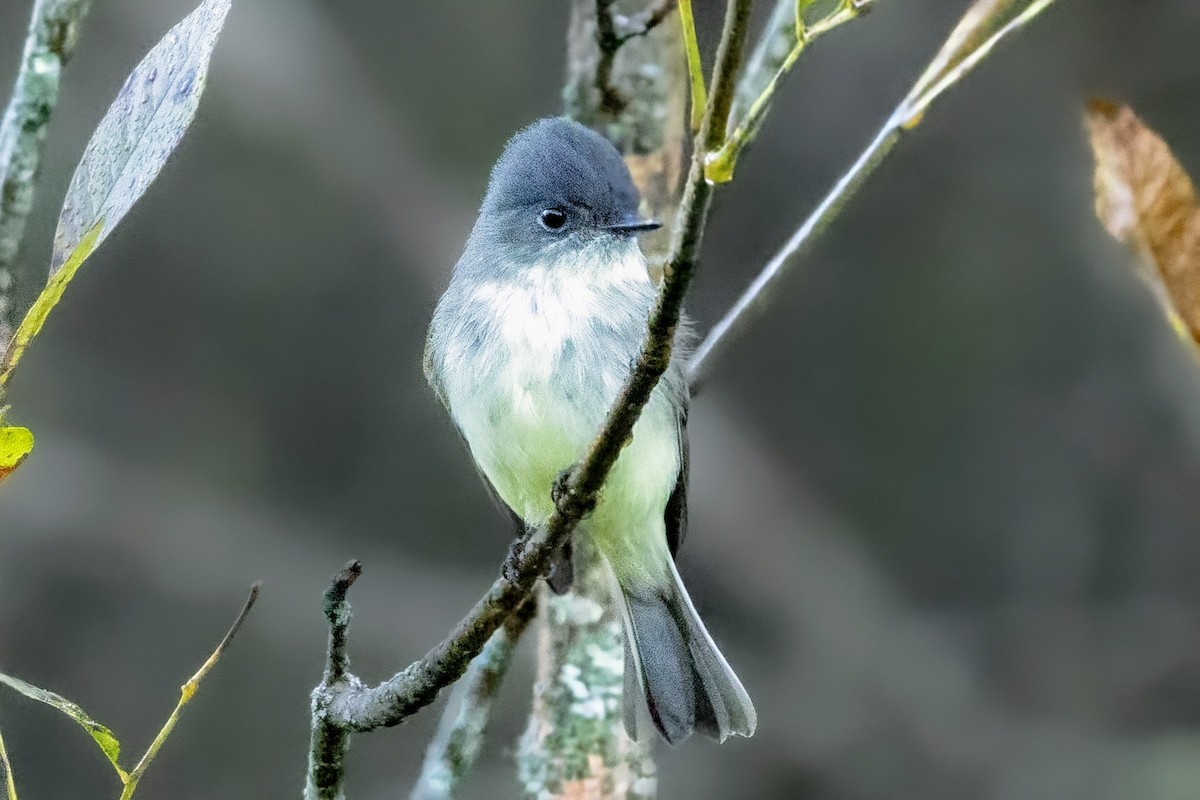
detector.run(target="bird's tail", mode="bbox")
[614,558,756,745]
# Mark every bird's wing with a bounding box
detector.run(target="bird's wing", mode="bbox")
[664,400,689,558]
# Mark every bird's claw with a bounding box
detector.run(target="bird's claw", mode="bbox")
[552,468,574,511]
[503,537,525,584]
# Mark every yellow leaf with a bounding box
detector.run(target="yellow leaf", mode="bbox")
[0,224,102,394]
[1085,99,1200,345]
[0,426,34,484]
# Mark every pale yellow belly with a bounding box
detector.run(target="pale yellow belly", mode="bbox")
[453,371,680,584]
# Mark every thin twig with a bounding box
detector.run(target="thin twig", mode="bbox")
[0,0,92,345]
[0,726,16,800]
[410,598,536,800]
[618,0,676,44]
[118,582,261,800]
[594,0,625,113]
[590,0,676,117]
[593,0,676,115]
[303,1,753,795]
[688,0,1062,388]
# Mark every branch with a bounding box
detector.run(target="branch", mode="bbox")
[410,597,536,800]
[592,0,676,116]
[303,0,752,794]
[0,0,92,345]
[306,560,362,800]
[688,0,1062,388]
[619,0,676,43]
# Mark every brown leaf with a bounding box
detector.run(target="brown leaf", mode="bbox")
[1085,99,1200,342]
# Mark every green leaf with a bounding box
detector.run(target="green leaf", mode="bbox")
[0,425,34,484]
[0,672,127,782]
[0,725,17,800]
[51,0,232,275]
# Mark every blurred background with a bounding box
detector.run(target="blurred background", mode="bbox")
[2,1,1200,798]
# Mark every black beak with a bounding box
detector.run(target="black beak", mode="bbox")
[604,216,662,235]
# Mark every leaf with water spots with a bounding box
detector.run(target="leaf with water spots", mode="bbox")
[0,672,127,782]
[50,0,231,274]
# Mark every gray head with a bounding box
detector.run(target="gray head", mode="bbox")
[465,118,659,264]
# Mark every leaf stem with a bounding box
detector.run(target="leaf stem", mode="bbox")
[677,0,707,133]
[707,0,869,182]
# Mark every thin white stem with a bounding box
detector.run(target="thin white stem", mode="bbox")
[689,119,900,389]
[689,0,1063,389]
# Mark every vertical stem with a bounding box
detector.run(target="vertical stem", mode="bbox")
[305,561,362,800]
[517,548,656,800]
[0,0,92,347]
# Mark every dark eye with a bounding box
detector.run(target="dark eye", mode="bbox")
[539,208,568,231]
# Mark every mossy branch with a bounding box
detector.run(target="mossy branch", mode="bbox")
[0,0,92,347]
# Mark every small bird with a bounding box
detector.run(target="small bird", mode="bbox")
[424,117,756,745]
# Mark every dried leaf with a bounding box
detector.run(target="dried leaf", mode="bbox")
[909,0,1019,99]
[51,0,232,274]
[0,425,34,484]
[0,673,127,782]
[901,0,1058,127]
[1085,99,1200,343]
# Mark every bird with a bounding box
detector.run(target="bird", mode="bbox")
[423,117,756,745]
